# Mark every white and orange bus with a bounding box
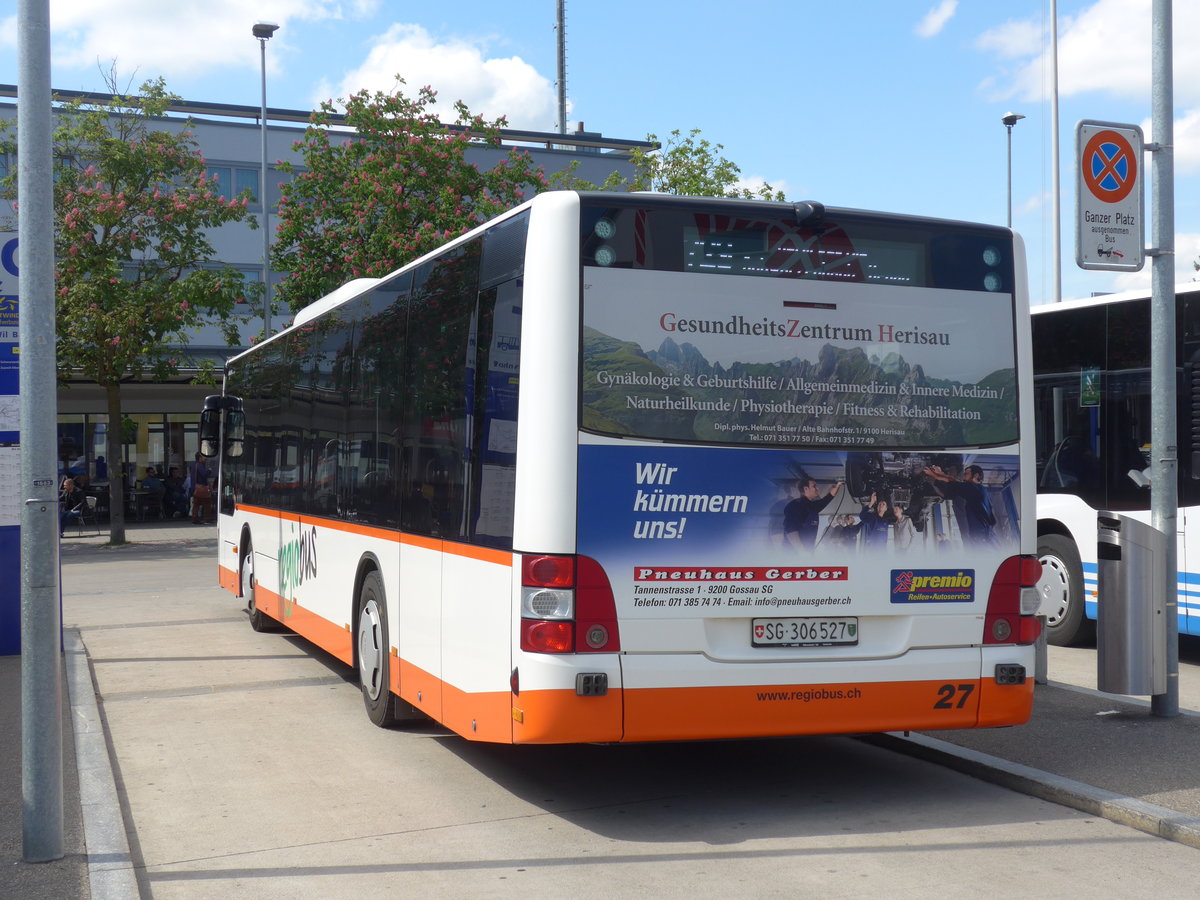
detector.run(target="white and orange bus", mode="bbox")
[200,191,1043,743]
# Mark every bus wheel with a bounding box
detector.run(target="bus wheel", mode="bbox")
[243,543,279,633]
[1038,534,1092,646]
[356,572,401,727]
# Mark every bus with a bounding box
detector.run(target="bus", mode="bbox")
[199,191,1043,744]
[1033,282,1200,646]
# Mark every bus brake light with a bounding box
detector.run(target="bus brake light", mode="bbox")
[523,555,575,588]
[521,619,574,653]
[984,555,1043,646]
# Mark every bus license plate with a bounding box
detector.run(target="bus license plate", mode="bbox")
[752,617,858,648]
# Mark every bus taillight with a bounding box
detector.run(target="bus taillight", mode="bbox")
[984,555,1044,645]
[521,620,574,653]
[519,554,620,654]
[522,554,575,588]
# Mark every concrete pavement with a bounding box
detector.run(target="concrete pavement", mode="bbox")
[4,519,1200,897]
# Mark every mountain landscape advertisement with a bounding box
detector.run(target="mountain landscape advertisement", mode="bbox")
[582,329,1017,448]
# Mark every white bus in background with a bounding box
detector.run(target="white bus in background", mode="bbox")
[1033,282,1200,646]
[200,191,1042,743]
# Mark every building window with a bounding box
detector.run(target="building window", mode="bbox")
[206,164,262,205]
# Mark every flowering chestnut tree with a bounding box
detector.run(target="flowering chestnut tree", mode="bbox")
[1,77,256,543]
[272,83,548,312]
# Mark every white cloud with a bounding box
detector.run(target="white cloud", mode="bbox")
[977,0,1200,105]
[1159,108,1200,175]
[1017,190,1050,218]
[0,0,377,78]
[915,1,958,39]
[974,19,1042,63]
[735,175,791,199]
[320,24,556,131]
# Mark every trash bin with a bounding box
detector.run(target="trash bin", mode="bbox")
[1096,511,1167,695]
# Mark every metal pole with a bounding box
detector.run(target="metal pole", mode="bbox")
[556,0,567,135]
[1003,113,1024,229]
[18,0,64,862]
[1006,124,1013,228]
[1149,0,1177,718]
[259,35,271,339]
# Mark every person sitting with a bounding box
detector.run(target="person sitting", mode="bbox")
[59,477,85,537]
[141,467,166,519]
[163,466,187,518]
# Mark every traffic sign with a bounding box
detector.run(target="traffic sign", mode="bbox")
[1076,120,1144,271]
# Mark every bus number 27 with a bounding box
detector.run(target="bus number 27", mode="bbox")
[933,683,975,709]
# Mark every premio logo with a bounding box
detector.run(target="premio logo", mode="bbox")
[890,569,975,603]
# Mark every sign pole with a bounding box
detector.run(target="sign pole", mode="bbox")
[17,0,65,860]
[1148,0,1177,718]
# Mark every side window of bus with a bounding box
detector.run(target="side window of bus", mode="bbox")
[1181,295,1200,503]
[1103,300,1153,510]
[285,328,317,514]
[247,343,290,509]
[1033,303,1107,509]
[348,275,410,527]
[403,244,482,539]
[468,279,521,549]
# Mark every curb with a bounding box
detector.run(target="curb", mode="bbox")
[65,630,140,899]
[865,730,1200,851]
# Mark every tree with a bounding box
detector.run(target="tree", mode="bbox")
[1,77,257,544]
[551,128,786,201]
[273,82,548,312]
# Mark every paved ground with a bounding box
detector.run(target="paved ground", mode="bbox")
[2,518,214,899]
[4,518,1200,897]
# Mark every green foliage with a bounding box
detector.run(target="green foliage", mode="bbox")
[273,81,548,312]
[0,76,257,385]
[550,128,786,201]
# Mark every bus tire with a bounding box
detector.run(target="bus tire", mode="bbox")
[243,543,280,633]
[1038,533,1092,646]
[356,571,403,727]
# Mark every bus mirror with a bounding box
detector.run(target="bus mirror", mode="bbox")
[199,408,220,459]
[226,410,245,459]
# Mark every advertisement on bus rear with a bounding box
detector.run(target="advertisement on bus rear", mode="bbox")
[576,443,1021,619]
[581,267,1017,449]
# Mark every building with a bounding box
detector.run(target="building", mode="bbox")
[0,87,647,495]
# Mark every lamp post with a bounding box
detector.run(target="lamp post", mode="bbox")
[1002,111,1025,228]
[253,21,279,338]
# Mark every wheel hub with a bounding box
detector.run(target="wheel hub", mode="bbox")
[1037,554,1071,626]
[358,600,384,701]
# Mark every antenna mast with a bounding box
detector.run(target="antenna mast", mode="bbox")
[556,0,567,134]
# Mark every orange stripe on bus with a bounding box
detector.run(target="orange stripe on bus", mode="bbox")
[621,679,1031,742]
[974,676,1035,728]
[397,658,444,724]
[218,564,238,595]
[512,688,624,744]
[255,586,353,666]
[394,659,511,742]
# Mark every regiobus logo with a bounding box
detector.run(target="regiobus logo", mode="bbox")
[890,569,975,603]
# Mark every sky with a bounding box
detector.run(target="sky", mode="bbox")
[1,0,1198,306]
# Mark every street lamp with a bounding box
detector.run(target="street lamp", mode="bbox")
[1002,111,1025,228]
[253,21,279,338]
